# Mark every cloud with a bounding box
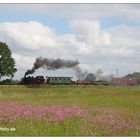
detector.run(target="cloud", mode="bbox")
[0,18,140,79]
[21,4,140,22]
[69,20,135,58]
[1,4,140,22]
[12,53,35,70]
[100,46,134,57]
[12,53,35,79]
[0,21,56,51]
[70,20,112,46]
[16,4,138,21]
[108,25,140,47]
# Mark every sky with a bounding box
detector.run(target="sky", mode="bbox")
[0,4,140,80]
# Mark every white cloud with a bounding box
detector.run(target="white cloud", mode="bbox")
[108,25,140,48]
[12,53,35,70]
[12,53,35,79]
[78,63,90,71]
[0,19,140,79]
[78,44,92,55]
[2,4,140,23]
[0,21,56,51]
[100,46,134,57]
[69,20,136,58]
[7,4,135,21]
[70,20,112,46]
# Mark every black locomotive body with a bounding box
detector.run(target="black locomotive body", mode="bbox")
[21,76,45,85]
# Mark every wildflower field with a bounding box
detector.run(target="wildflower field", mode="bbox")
[0,85,140,136]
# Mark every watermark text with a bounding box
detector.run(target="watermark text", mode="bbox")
[0,127,16,132]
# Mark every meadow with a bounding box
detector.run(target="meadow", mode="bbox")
[0,85,140,136]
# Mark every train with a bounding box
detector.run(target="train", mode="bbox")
[21,76,73,85]
[21,76,110,85]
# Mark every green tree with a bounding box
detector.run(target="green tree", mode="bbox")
[0,42,17,80]
[124,72,140,79]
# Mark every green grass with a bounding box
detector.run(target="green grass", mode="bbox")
[0,85,140,136]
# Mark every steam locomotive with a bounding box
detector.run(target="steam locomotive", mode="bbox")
[21,76,45,85]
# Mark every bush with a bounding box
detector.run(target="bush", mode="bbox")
[0,79,20,85]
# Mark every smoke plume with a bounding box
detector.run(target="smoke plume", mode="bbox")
[95,69,103,80]
[24,57,79,77]
[95,68,114,81]
[73,66,88,80]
